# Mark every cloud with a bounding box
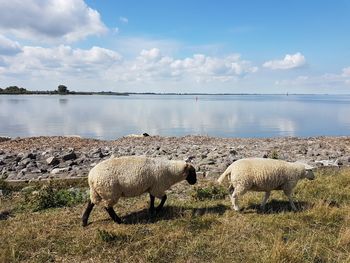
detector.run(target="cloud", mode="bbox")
[342,67,350,77]
[119,16,129,24]
[263,52,306,70]
[106,49,258,83]
[0,35,22,55]
[0,38,258,90]
[0,0,107,43]
[1,45,122,79]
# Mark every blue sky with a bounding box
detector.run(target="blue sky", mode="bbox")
[0,0,350,93]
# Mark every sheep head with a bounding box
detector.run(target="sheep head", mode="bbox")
[183,163,197,185]
[304,164,315,180]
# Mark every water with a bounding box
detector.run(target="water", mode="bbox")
[0,94,350,139]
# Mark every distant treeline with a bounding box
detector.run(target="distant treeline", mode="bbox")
[0,86,129,96]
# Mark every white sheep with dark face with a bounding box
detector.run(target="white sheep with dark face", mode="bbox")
[82,156,197,226]
[217,158,315,211]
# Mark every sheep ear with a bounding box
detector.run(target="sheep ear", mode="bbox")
[183,163,193,174]
[185,156,195,163]
[304,164,314,171]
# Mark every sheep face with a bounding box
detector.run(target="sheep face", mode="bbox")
[184,164,197,185]
[305,169,315,180]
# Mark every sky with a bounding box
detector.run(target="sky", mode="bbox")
[0,0,350,94]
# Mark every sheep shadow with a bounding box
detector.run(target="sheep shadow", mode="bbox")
[245,199,311,214]
[121,203,229,224]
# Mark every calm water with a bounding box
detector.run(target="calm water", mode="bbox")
[0,94,350,139]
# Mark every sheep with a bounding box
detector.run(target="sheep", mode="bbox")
[217,158,315,212]
[82,156,197,226]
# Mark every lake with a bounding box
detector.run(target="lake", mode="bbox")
[0,94,350,139]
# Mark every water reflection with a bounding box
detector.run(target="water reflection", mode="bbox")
[58,98,68,105]
[0,94,350,139]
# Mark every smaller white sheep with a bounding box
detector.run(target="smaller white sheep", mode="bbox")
[82,156,197,226]
[217,158,314,211]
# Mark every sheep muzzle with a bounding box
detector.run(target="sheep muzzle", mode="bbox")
[184,164,197,185]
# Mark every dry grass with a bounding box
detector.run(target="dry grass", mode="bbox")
[1,168,350,262]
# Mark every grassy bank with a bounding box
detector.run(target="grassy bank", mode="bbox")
[1,168,350,262]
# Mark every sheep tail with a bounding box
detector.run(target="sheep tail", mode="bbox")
[217,167,231,184]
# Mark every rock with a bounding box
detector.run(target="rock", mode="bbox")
[19,158,31,166]
[0,136,11,143]
[200,154,208,159]
[46,156,59,166]
[3,154,13,160]
[0,150,4,155]
[229,149,237,155]
[6,173,17,180]
[199,158,216,165]
[62,152,77,161]
[314,159,339,167]
[51,167,70,174]
[24,152,36,160]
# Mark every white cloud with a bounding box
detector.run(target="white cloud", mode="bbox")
[139,48,162,61]
[105,49,258,83]
[119,16,129,24]
[263,52,306,70]
[1,45,122,79]
[0,35,22,55]
[342,67,350,77]
[0,39,258,91]
[0,0,107,43]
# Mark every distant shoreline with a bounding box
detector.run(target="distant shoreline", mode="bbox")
[0,92,344,96]
[0,91,129,96]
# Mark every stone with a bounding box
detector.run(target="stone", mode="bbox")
[50,167,70,174]
[46,156,59,166]
[0,136,11,142]
[229,149,237,155]
[62,152,77,161]
[19,158,31,166]
[24,152,36,160]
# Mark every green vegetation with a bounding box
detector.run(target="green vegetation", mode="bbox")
[192,184,227,201]
[0,86,29,94]
[1,168,350,262]
[0,85,129,96]
[57,84,69,94]
[20,184,88,212]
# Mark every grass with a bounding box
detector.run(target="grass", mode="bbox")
[1,168,350,262]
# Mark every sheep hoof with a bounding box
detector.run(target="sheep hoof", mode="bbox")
[233,207,241,212]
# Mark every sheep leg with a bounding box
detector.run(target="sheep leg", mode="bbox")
[149,194,167,213]
[283,188,297,211]
[156,195,167,212]
[230,187,246,211]
[82,200,95,227]
[105,206,122,224]
[260,191,271,210]
[149,194,156,213]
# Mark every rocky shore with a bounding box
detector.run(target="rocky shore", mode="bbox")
[1,135,349,182]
